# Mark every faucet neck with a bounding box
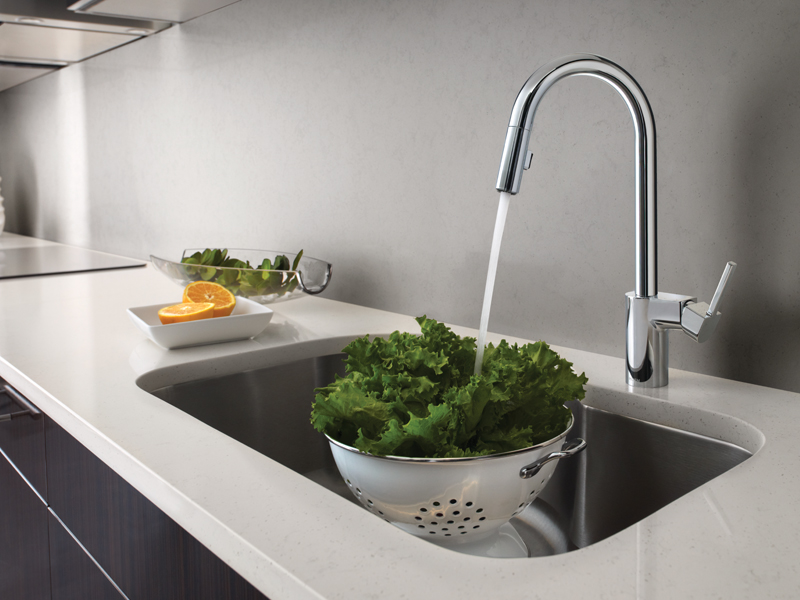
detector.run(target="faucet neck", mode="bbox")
[496,54,657,298]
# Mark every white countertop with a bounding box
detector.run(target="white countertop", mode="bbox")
[1,236,798,599]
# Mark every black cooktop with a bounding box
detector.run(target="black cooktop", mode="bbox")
[0,245,145,279]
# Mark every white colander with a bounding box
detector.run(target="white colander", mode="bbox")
[327,417,586,550]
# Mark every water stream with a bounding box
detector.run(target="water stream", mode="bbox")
[473,191,512,375]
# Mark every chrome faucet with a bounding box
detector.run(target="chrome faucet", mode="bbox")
[496,54,736,387]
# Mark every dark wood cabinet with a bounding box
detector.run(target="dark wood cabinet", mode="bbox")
[0,386,47,499]
[48,512,125,600]
[45,418,184,599]
[45,416,268,600]
[0,449,51,600]
[1,381,270,600]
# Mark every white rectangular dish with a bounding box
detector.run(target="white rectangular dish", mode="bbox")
[127,297,273,349]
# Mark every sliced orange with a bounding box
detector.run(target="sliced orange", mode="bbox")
[182,281,237,318]
[158,302,215,324]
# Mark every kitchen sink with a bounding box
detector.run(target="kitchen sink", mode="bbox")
[146,351,754,558]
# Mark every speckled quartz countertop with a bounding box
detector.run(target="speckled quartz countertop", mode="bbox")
[0,236,798,599]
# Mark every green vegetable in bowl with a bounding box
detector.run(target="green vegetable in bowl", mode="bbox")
[310,316,588,458]
[181,248,304,297]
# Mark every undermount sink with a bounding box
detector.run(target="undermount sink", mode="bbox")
[144,347,755,558]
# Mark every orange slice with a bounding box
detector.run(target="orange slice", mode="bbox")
[182,281,237,318]
[158,302,215,324]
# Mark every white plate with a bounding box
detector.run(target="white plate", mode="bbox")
[127,297,273,349]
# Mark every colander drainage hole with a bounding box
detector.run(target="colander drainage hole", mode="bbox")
[476,508,484,513]
[367,499,374,505]
[430,522,438,526]
[449,499,457,504]
[466,502,473,507]
[473,525,480,529]
[433,501,441,507]
[453,511,460,516]
[415,516,422,521]
[463,517,470,521]
[356,488,361,495]
[445,534,451,537]
[447,520,454,524]
[418,525,425,529]
[436,513,444,517]
[479,517,486,521]
[460,531,467,535]
[442,528,448,531]
[429,531,436,535]
[458,525,465,529]
[419,508,428,513]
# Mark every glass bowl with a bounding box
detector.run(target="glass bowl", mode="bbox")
[150,248,332,304]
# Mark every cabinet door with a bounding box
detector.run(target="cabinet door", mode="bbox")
[45,416,269,600]
[48,511,125,600]
[45,416,184,600]
[0,382,47,498]
[0,451,51,600]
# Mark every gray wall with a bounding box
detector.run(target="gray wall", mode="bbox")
[1,0,798,393]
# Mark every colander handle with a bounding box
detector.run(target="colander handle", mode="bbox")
[519,438,587,479]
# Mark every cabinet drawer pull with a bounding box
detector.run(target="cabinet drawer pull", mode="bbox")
[0,384,42,422]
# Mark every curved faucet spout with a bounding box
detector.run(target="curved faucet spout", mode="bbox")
[496,53,657,299]
[494,55,735,388]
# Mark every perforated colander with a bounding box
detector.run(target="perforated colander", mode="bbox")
[327,416,586,549]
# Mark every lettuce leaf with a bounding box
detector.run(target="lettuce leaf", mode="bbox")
[310,316,588,458]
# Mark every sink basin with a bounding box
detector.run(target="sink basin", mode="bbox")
[146,349,754,558]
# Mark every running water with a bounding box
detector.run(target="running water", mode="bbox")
[474,191,512,376]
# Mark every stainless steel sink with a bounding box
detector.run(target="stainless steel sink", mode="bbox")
[147,352,753,558]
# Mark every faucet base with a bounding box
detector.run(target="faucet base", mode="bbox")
[625,292,696,388]
[625,300,670,388]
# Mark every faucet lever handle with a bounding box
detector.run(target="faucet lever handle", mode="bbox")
[707,261,737,316]
[681,260,737,343]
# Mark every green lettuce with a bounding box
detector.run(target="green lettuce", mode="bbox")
[310,316,587,458]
